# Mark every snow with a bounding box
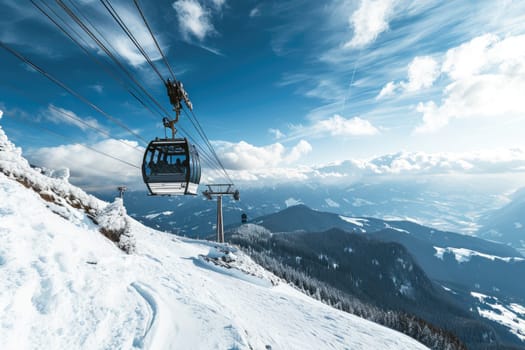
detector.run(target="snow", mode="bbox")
[284,197,303,207]
[339,215,368,227]
[471,292,489,302]
[233,223,272,238]
[433,246,525,263]
[470,292,525,341]
[0,127,428,349]
[399,283,413,297]
[96,198,129,233]
[434,247,446,260]
[0,174,428,349]
[144,213,161,219]
[352,198,374,207]
[143,210,178,220]
[384,222,410,234]
[325,198,340,208]
[510,303,525,315]
[441,285,457,294]
[0,121,104,216]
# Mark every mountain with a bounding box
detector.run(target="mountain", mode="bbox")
[250,204,520,257]
[248,203,385,233]
[232,225,473,318]
[109,175,511,238]
[368,225,525,300]
[0,119,431,349]
[477,187,525,255]
[230,205,525,348]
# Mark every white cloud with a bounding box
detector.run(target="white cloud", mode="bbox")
[285,140,312,163]
[324,149,525,176]
[414,101,447,133]
[305,79,345,102]
[197,44,224,56]
[285,114,380,141]
[173,0,215,41]
[249,7,260,18]
[42,105,106,133]
[210,0,225,9]
[441,34,497,80]
[32,139,525,189]
[362,149,525,175]
[268,128,285,139]
[377,56,439,98]
[416,34,525,133]
[0,110,3,120]
[377,81,398,99]
[28,139,143,190]
[89,84,104,94]
[344,0,395,49]
[96,3,164,67]
[313,114,379,136]
[223,167,311,184]
[212,139,312,170]
[403,56,439,92]
[225,148,525,186]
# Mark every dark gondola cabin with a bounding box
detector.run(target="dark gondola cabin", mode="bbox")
[142,138,201,195]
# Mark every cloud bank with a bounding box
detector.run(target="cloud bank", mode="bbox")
[415,34,525,133]
[227,148,525,185]
[28,139,143,191]
[23,135,525,190]
[211,139,312,171]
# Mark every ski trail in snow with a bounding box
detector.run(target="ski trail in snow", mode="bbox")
[129,281,185,350]
[129,282,159,349]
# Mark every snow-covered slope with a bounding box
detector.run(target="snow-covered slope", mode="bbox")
[0,122,427,349]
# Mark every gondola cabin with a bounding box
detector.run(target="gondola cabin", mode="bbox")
[142,138,201,195]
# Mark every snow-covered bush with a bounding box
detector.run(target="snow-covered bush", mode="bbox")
[42,167,70,182]
[118,231,136,254]
[95,198,136,254]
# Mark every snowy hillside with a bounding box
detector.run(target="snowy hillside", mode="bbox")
[0,120,427,349]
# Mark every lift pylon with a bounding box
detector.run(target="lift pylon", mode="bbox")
[117,185,127,199]
[202,184,240,243]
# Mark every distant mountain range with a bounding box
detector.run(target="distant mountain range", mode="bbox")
[227,205,525,349]
[112,177,511,238]
[249,205,525,298]
[477,187,525,255]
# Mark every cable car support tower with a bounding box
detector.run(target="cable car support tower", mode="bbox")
[203,184,240,243]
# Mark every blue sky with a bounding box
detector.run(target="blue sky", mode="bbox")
[1,0,525,190]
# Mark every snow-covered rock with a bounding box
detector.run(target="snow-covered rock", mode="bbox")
[42,167,70,182]
[0,118,103,217]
